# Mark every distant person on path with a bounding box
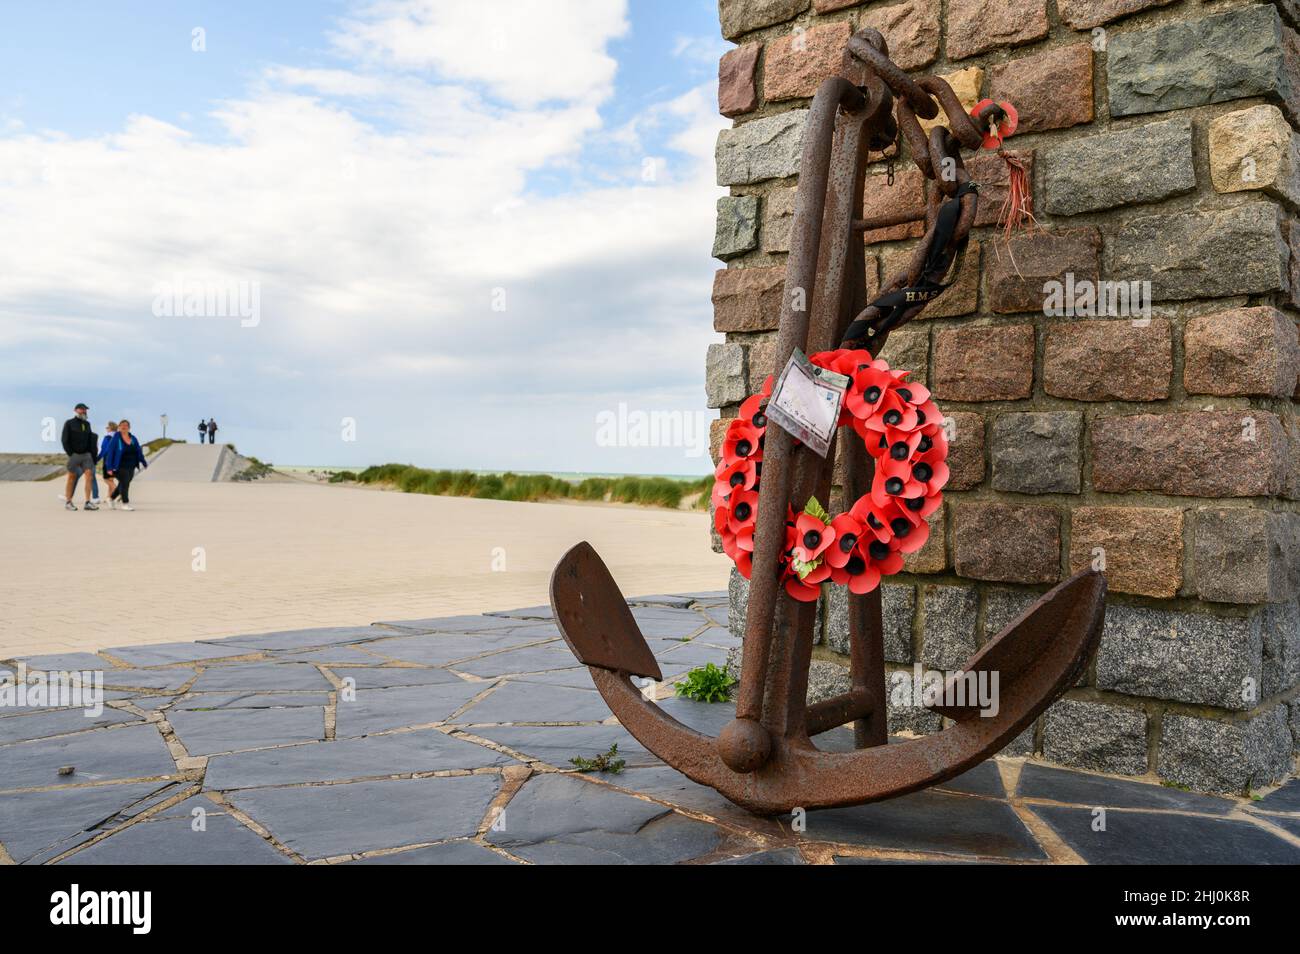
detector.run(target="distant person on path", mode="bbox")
[105,420,148,511]
[59,402,98,511]
[207,418,218,444]
[198,419,207,443]
[98,420,118,502]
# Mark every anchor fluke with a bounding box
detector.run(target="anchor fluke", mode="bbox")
[549,542,662,681]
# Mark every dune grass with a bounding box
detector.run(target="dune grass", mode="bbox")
[343,464,712,510]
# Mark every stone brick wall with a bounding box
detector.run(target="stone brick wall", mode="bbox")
[708,0,1300,794]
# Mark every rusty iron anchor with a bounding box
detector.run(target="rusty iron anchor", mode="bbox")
[549,32,1106,815]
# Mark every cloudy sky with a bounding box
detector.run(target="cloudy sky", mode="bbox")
[0,0,729,474]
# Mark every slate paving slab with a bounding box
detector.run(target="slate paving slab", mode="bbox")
[172,691,331,710]
[228,774,501,861]
[451,644,581,678]
[626,594,697,608]
[1017,762,1236,815]
[204,728,512,790]
[933,760,1007,799]
[716,848,806,865]
[788,790,1047,861]
[0,781,170,863]
[469,723,657,767]
[1030,805,1300,864]
[655,696,737,737]
[0,706,139,744]
[10,652,112,671]
[59,813,294,865]
[103,642,245,666]
[374,614,522,633]
[328,666,464,689]
[487,605,554,620]
[188,662,332,693]
[0,723,176,791]
[629,607,708,638]
[200,626,395,651]
[275,646,389,666]
[348,839,516,865]
[607,764,782,829]
[364,632,548,667]
[334,682,489,737]
[101,669,196,691]
[455,681,612,725]
[487,773,721,864]
[1250,778,1300,813]
[168,706,326,756]
[655,641,729,667]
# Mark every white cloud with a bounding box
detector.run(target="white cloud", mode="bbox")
[0,0,728,473]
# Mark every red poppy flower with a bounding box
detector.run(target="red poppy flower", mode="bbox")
[726,488,759,536]
[860,386,918,435]
[909,442,949,497]
[738,389,770,431]
[848,496,898,544]
[829,542,884,595]
[713,457,757,506]
[785,560,830,602]
[891,375,931,408]
[792,511,834,563]
[880,495,936,554]
[824,513,865,568]
[722,420,763,466]
[844,365,895,422]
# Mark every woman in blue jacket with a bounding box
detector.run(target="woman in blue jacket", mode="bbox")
[104,420,148,511]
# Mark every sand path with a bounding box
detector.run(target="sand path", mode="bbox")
[0,478,729,658]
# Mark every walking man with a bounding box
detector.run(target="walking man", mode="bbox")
[207,417,218,444]
[60,402,98,511]
[198,419,207,443]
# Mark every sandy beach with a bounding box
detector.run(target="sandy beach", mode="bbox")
[0,477,729,659]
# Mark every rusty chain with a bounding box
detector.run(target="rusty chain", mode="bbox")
[841,28,1008,350]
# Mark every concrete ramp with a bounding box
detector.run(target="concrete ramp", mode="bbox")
[138,443,229,482]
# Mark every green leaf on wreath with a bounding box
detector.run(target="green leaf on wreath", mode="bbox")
[790,555,821,580]
[802,495,830,524]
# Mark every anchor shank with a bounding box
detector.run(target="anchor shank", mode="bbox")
[737,77,866,725]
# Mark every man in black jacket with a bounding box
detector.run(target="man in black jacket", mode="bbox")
[61,403,99,511]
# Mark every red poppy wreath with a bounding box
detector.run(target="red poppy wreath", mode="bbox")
[713,348,948,602]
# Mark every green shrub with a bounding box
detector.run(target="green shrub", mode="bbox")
[674,663,736,703]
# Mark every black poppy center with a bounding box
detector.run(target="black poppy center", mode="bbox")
[802,530,821,550]
[736,439,752,457]
[885,477,904,495]
[734,502,752,520]
[845,555,866,575]
[868,540,890,561]
[839,532,858,553]
[904,496,925,512]
[914,462,933,482]
[891,517,912,537]
[915,409,927,427]
[752,411,767,428]
[918,436,933,453]
[897,388,912,402]
[883,409,902,426]
[866,513,882,530]
[729,472,746,487]
[890,441,910,460]
[864,386,882,403]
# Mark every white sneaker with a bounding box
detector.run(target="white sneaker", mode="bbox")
[120,504,135,511]
[90,498,102,506]
[64,500,77,511]
[107,499,117,509]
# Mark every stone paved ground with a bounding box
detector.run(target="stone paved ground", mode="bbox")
[3,593,1299,865]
